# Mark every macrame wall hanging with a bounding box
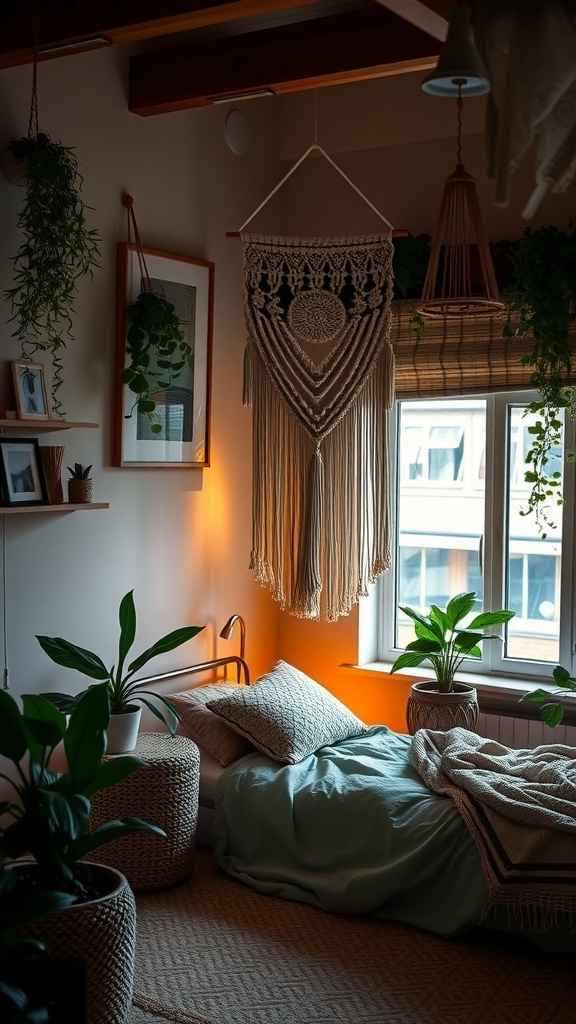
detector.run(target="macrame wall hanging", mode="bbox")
[238,144,395,621]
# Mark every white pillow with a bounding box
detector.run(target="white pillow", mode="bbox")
[171,684,255,767]
[206,660,369,764]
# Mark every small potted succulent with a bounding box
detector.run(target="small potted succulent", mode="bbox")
[390,591,515,733]
[37,589,205,752]
[67,462,92,504]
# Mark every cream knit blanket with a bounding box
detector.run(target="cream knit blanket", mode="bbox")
[410,727,576,933]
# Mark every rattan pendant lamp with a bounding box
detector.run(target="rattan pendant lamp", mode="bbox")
[417,1,504,320]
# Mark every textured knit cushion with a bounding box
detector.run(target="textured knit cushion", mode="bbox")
[171,684,255,767]
[205,660,369,764]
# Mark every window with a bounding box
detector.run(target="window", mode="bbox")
[373,393,575,680]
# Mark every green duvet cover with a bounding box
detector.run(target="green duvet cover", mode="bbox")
[212,725,575,952]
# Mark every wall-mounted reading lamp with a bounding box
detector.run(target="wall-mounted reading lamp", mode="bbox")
[219,614,246,663]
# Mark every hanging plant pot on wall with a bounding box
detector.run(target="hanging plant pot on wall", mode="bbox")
[4,132,100,418]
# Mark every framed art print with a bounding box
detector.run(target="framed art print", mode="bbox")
[0,438,47,507]
[113,243,214,468]
[12,360,50,420]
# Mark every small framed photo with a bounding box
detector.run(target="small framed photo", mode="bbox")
[11,360,50,420]
[0,438,47,507]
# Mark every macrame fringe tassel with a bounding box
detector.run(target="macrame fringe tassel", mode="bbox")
[245,349,392,621]
[292,445,324,618]
[242,342,254,407]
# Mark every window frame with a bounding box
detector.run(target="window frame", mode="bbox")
[371,390,576,684]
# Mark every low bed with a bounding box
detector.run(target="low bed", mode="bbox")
[169,658,576,955]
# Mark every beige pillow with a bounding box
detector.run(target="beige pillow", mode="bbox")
[171,684,255,767]
[206,660,369,764]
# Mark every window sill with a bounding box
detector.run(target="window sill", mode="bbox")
[343,661,536,697]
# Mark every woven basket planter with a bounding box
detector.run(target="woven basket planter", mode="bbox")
[13,861,136,1024]
[406,680,479,734]
[68,477,93,503]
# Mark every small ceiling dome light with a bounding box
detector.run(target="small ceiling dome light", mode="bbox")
[422,1,490,98]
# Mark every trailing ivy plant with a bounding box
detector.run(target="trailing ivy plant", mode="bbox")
[121,290,191,434]
[503,223,576,537]
[5,134,100,418]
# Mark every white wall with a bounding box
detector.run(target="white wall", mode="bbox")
[0,45,281,714]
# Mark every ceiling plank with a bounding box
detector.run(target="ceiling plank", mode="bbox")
[0,0,328,70]
[373,0,451,42]
[129,7,440,115]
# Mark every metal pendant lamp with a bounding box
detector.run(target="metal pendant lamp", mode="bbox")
[418,2,504,320]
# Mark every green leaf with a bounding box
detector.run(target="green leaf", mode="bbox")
[63,682,110,790]
[82,755,148,798]
[117,590,137,682]
[389,650,429,673]
[0,690,28,763]
[36,635,110,680]
[127,624,204,676]
[467,609,516,629]
[73,817,166,859]
[540,702,564,727]
[444,592,477,629]
[520,688,554,705]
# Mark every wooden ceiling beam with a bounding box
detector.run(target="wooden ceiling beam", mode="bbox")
[129,7,440,116]
[373,0,452,42]
[0,0,327,70]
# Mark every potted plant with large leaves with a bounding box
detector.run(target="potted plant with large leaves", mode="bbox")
[0,682,165,1024]
[37,589,204,752]
[503,223,576,537]
[390,591,515,733]
[5,133,100,419]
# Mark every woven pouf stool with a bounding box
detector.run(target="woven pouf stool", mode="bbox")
[90,732,200,891]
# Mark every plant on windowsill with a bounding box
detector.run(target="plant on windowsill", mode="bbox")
[520,665,576,728]
[390,591,515,733]
[0,682,165,1023]
[4,133,100,419]
[37,589,205,753]
[502,223,576,538]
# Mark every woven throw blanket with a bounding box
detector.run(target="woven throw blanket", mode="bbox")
[410,727,576,933]
[242,233,394,622]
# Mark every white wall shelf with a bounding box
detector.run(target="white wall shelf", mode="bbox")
[0,419,99,431]
[0,503,109,515]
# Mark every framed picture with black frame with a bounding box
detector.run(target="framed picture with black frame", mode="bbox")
[113,243,214,468]
[0,438,48,507]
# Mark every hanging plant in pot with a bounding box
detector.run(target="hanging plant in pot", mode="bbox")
[503,222,576,538]
[390,591,515,734]
[5,132,100,419]
[0,682,165,1024]
[37,589,205,753]
[4,32,100,419]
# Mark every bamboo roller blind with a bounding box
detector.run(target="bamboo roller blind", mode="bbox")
[391,300,576,399]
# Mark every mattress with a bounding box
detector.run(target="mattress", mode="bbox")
[196,745,226,846]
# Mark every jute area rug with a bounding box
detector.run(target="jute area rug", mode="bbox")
[129,846,574,1024]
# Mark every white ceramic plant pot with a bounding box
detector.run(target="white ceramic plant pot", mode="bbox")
[106,705,142,754]
[406,680,479,735]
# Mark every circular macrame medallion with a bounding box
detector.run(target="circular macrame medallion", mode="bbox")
[287,289,346,344]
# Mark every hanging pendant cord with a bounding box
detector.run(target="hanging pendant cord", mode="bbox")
[456,80,464,165]
[122,194,152,291]
[27,6,39,139]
